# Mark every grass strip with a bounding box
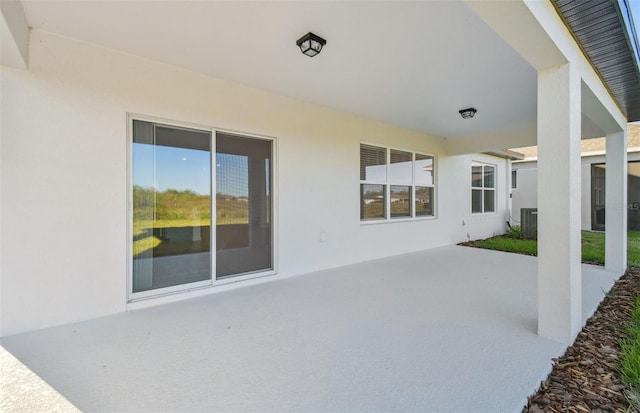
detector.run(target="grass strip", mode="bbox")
[472,236,537,256]
[620,295,640,398]
[469,230,640,268]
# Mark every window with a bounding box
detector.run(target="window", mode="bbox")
[511,170,517,189]
[472,163,495,214]
[360,144,435,221]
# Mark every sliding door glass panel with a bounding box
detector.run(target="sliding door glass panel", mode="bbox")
[216,133,272,278]
[132,120,212,293]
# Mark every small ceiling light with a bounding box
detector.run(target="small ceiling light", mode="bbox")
[459,107,477,119]
[296,32,326,57]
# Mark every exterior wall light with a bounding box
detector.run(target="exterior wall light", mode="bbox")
[296,32,326,57]
[459,108,477,119]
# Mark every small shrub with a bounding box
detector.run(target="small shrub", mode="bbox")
[506,225,522,239]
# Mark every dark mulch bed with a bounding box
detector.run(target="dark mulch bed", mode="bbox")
[523,268,640,413]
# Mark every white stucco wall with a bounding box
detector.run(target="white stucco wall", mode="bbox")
[0,31,510,336]
[512,152,640,232]
[511,161,538,225]
[513,158,596,230]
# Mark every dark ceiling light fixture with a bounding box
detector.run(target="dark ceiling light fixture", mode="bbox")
[296,32,326,57]
[458,107,477,119]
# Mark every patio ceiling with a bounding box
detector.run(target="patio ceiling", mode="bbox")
[19,1,539,141]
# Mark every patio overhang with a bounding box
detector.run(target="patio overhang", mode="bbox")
[466,0,634,344]
[448,0,633,156]
[553,0,640,123]
[0,0,638,347]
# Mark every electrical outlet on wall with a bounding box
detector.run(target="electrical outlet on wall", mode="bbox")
[319,232,327,242]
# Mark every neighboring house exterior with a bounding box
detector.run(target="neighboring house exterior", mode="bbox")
[1,0,639,346]
[512,124,640,231]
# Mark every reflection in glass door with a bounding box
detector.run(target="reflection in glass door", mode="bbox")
[131,120,212,293]
[216,133,273,278]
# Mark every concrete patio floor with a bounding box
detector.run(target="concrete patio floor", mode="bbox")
[0,245,621,412]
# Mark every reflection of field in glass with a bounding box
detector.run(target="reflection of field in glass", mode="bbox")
[133,219,209,258]
[362,201,432,219]
[415,203,428,215]
[132,186,254,257]
[216,197,249,225]
[133,217,252,258]
[362,202,384,220]
[416,187,433,216]
[133,203,249,258]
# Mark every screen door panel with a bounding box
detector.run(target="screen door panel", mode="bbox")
[216,133,272,278]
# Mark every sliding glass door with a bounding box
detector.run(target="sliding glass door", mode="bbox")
[132,120,212,294]
[130,120,274,299]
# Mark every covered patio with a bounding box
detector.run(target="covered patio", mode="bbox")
[1,2,640,411]
[1,246,619,412]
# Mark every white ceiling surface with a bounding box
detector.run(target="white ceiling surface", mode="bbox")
[21,0,538,140]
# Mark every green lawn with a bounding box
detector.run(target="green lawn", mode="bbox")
[628,231,640,267]
[620,295,640,397]
[132,217,251,257]
[133,218,210,257]
[470,230,640,268]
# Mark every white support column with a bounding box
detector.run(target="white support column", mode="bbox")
[605,130,628,274]
[537,64,582,344]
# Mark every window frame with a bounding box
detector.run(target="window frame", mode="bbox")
[471,161,496,214]
[360,142,436,223]
[511,169,517,189]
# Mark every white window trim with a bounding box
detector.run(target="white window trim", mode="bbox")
[127,113,278,304]
[360,142,437,224]
[471,161,497,215]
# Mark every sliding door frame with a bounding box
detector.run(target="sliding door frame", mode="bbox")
[126,114,278,303]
